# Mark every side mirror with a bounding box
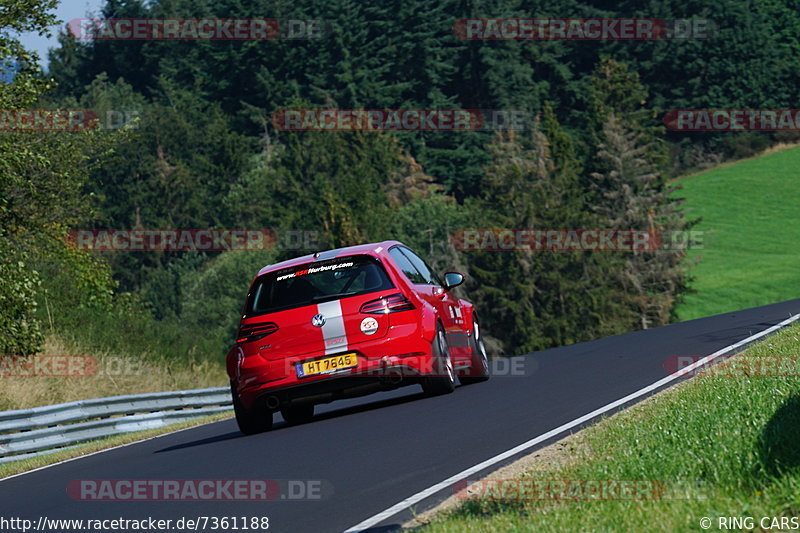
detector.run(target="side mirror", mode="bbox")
[443,271,465,289]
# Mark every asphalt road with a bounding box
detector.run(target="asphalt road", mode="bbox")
[2,298,799,533]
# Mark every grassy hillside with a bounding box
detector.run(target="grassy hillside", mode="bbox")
[675,146,800,320]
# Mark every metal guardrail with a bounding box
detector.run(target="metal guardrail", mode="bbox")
[0,387,231,463]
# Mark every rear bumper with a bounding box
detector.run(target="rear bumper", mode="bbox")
[229,329,436,409]
[251,372,418,411]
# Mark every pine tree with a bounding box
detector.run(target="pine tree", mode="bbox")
[384,153,441,208]
[225,123,403,252]
[588,59,694,329]
[468,127,545,353]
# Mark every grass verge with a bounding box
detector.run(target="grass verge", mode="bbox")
[0,410,233,479]
[414,322,800,532]
[674,146,800,321]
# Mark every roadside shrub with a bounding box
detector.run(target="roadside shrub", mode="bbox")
[0,242,42,356]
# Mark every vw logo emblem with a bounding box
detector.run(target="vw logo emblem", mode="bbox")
[311,314,326,327]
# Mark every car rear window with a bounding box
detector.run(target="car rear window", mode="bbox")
[246,255,395,316]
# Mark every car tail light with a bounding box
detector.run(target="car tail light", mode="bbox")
[359,293,415,314]
[237,322,278,344]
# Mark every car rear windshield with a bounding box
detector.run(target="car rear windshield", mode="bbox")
[246,255,395,316]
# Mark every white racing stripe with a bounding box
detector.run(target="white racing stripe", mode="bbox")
[343,312,800,532]
[318,300,348,355]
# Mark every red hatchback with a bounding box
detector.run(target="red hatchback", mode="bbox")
[227,240,489,434]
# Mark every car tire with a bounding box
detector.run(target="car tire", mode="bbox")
[460,317,490,385]
[231,382,273,435]
[422,324,456,396]
[280,403,315,425]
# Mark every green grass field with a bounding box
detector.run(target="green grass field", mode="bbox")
[417,323,800,532]
[674,147,800,321]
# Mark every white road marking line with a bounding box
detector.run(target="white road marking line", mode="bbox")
[343,312,800,532]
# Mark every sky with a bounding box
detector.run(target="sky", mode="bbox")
[17,0,106,70]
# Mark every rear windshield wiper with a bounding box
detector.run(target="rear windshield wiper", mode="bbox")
[310,291,357,302]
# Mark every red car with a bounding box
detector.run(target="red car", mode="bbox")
[227,240,489,434]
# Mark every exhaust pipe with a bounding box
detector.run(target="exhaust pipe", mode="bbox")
[265,396,280,410]
[379,356,403,385]
[381,370,403,386]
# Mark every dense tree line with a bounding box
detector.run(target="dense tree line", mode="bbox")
[1,0,119,356]
[3,0,798,357]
